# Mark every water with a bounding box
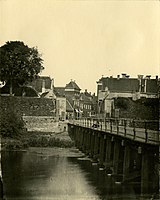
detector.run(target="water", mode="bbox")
[2,147,139,200]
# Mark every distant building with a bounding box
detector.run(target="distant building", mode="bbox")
[28,76,54,96]
[0,76,54,98]
[0,82,39,97]
[79,89,97,117]
[54,80,97,119]
[53,87,66,121]
[65,80,81,97]
[97,74,159,117]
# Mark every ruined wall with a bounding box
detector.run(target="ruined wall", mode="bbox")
[0,96,55,116]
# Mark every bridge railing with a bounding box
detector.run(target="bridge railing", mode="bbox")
[69,117,159,145]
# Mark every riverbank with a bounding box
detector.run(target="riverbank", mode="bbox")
[1,119,75,150]
[1,130,75,150]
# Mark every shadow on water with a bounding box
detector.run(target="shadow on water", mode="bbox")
[1,148,142,200]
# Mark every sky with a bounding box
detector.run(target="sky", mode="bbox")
[1,0,160,93]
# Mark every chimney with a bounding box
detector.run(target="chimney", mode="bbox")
[138,75,143,80]
[146,75,151,79]
[156,75,158,79]
[51,78,54,90]
[42,79,45,93]
[117,75,120,79]
[122,73,126,78]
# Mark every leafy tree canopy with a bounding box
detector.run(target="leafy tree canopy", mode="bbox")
[0,41,44,94]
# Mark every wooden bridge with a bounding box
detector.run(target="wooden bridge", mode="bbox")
[68,117,160,198]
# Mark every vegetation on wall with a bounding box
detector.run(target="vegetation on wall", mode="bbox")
[0,107,27,138]
[114,98,129,110]
[114,97,159,120]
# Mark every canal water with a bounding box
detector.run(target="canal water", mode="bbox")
[2,147,139,200]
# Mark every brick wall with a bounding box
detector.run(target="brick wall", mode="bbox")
[0,96,55,116]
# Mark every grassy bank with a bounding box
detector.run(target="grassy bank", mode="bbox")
[1,108,74,150]
[2,131,75,150]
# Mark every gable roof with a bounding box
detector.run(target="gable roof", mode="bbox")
[40,91,49,97]
[80,93,92,102]
[65,80,81,91]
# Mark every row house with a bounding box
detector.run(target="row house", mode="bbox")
[65,81,97,119]
[53,87,66,121]
[97,74,159,117]
[54,80,97,119]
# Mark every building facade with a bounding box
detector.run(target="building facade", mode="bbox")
[97,74,159,117]
[54,80,97,119]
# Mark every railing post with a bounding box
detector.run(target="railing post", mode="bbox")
[100,119,102,131]
[91,118,93,128]
[85,118,86,127]
[133,120,136,140]
[105,118,107,132]
[117,119,119,135]
[110,119,112,133]
[124,119,127,137]
[145,121,148,143]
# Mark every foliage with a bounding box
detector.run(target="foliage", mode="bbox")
[0,108,27,138]
[26,132,75,148]
[0,41,44,94]
[115,97,129,110]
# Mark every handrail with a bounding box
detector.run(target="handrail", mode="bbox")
[69,117,159,145]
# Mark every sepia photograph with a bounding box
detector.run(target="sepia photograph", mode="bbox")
[0,0,160,199]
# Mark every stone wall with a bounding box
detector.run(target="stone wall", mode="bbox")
[0,96,55,116]
[23,116,67,132]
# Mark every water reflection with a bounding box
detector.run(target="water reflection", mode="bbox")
[2,148,138,200]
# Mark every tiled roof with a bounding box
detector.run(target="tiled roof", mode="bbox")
[146,79,158,93]
[100,77,139,92]
[80,93,92,102]
[53,87,65,97]
[65,81,81,91]
[29,76,52,93]
[98,77,159,94]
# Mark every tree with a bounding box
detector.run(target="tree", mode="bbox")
[0,41,44,94]
[0,107,27,138]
